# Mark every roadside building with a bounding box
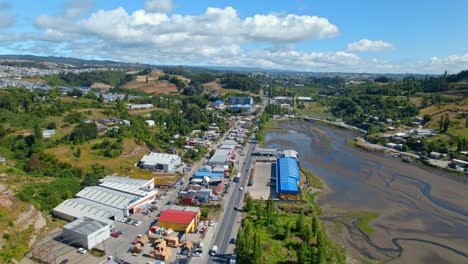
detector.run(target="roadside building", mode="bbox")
[296,96,313,102]
[140,152,182,172]
[275,157,301,200]
[62,217,111,250]
[157,207,201,233]
[280,149,299,159]
[207,148,232,166]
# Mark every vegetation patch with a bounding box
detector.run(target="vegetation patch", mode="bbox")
[349,211,380,235]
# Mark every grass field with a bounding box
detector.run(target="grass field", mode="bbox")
[45,138,148,171]
[295,102,329,119]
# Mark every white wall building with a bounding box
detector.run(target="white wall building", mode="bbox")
[140,152,182,172]
[127,103,154,109]
[145,120,155,127]
[62,217,111,250]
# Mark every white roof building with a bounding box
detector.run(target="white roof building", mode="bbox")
[126,103,154,109]
[145,120,155,127]
[62,217,111,250]
[140,152,182,172]
[207,148,232,165]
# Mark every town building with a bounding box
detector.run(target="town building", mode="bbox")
[145,120,155,127]
[62,217,112,250]
[157,206,201,233]
[275,157,301,200]
[140,152,182,172]
[297,96,313,102]
[52,176,157,222]
[207,149,232,166]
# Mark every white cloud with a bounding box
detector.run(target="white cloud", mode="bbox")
[7,3,467,73]
[144,0,175,13]
[63,0,96,19]
[347,39,394,52]
[0,1,14,28]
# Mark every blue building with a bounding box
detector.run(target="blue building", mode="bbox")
[275,157,301,199]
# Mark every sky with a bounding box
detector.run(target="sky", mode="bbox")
[0,0,467,74]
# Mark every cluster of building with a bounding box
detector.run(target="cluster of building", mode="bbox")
[0,78,50,90]
[0,64,104,78]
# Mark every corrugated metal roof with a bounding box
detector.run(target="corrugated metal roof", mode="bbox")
[63,217,109,236]
[193,171,224,179]
[53,198,124,221]
[276,157,300,194]
[99,181,157,197]
[101,176,151,187]
[75,186,139,210]
[158,210,197,225]
[140,152,181,166]
[165,205,200,213]
[207,148,231,165]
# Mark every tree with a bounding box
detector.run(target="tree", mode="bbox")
[245,197,254,212]
[443,114,450,132]
[297,242,307,264]
[266,196,274,224]
[255,203,263,219]
[296,213,306,233]
[253,233,262,264]
[312,215,319,237]
[34,124,42,141]
[25,153,41,172]
[317,226,327,264]
[422,114,432,125]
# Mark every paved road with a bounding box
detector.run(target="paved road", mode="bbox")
[207,141,256,263]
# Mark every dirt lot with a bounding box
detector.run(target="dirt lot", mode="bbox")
[249,161,276,200]
[122,70,182,94]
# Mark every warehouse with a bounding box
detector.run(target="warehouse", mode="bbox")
[53,176,158,223]
[275,157,301,200]
[62,217,112,250]
[140,152,182,172]
[157,206,201,233]
[207,148,232,166]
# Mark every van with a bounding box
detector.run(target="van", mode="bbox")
[210,245,218,256]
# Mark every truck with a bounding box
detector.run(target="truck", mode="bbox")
[210,245,218,256]
[234,173,241,182]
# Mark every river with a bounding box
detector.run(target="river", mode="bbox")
[264,120,468,264]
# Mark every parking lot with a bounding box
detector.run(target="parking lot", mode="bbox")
[249,161,276,200]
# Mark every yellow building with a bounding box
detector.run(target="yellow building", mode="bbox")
[157,207,200,233]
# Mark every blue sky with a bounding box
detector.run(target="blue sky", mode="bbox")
[0,0,467,73]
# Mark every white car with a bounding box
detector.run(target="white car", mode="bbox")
[239,187,244,191]
[204,220,209,226]
[134,220,141,226]
[209,220,214,226]
[77,248,87,254]
[120,217,128,223]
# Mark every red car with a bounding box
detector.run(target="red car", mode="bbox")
[111,232,120,238]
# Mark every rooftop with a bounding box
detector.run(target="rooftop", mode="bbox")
[140,152,181,166]
[158,210,198,225]
[63,217,109,236]
[75,186,139,210]
[276,157,300,194]
[53,198,124,221]
[101,176,152,187]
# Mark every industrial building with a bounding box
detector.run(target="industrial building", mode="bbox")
[157,206,201,233]
[62,217,112,250]
[53,176,158,223]
[126,103,154,109]
[275,157,301,200]
[140,152,182,172]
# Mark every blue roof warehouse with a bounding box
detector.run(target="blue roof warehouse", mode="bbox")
[275,157,301,200]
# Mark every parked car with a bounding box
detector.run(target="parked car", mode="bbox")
[111,232,120,238]
[134,220,141,226]
[77,248,87,254]
[209,220,214,226]
[204,220,209,226]
[120,217,128,223]
[239,187,244,191]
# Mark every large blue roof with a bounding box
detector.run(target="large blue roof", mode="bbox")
[276,157,300,194]
[193,171,224,179]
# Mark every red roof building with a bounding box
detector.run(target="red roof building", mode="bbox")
[157,208,200,233]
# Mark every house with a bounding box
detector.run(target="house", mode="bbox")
[430,152,444,159]
[0,157,6,163]
[196,189,212,203]
[97,125,109,132]
[410,129,435,136]
[140,152,182,172]
[42,129,56,138]
[145,120,155,127]
[276,157,301,200]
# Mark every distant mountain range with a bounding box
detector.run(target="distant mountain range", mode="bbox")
[0,54,436,79]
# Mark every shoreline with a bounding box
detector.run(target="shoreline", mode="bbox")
[263,119,468,264]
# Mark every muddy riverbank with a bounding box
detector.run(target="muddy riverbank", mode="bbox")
[264,120,468,264]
